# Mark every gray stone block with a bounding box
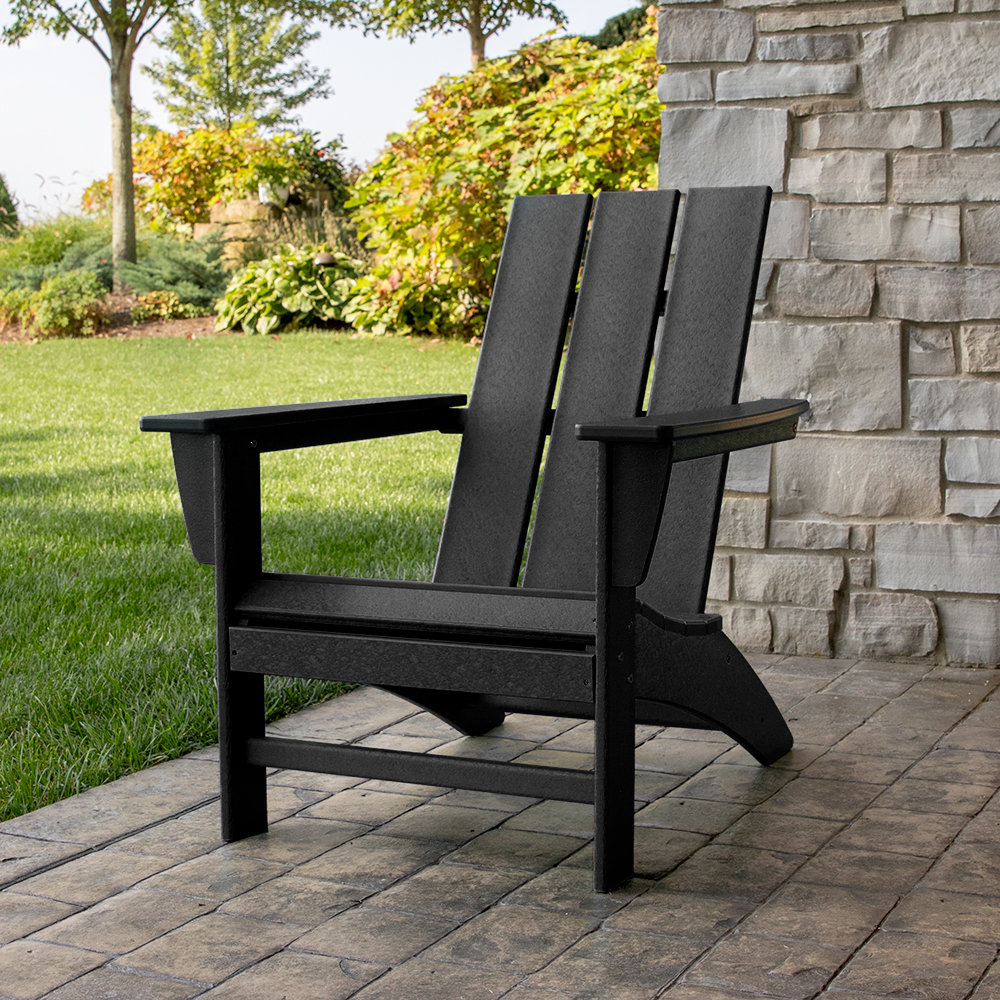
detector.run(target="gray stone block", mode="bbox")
[875,522,1000,593]
[713,604,773,652]
[937,597,1000,663]
[849,556,875,588]
[707,555,731,602]
[910,378,1000,430]
[770,520,852,550]
[951,108,1000,148]
[862,21,1000,107]
[771,606,836,657]
[760,4,903,31]
[801,110,942,150]
[774,262,875,317]
[716,496,769,549]
[657,71,713,104]
[811,206,960,263]
[743,321,902,432]
[965,207,1000,265]
[894,152,1000,203]
[960,325,1000,372]
[657,8,755,63]
[850,524,875,550]
[733,552,845,608]
[763,200,811,260]
[788,152,886,203]
[879,266,1000,321]
[843,593,939,658]
[716,63,857,102]
[725,446,772,494]
[909,328,956,376]
[659,109,789,191]
[906,0,954,11]
[758,33,857,61]
[774,435,942,517]
[945,436,1000,483]
[945,487,1000,517]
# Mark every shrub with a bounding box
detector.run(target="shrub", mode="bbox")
[215,245,363,335]
[119,233,228,310]
[0,173,18,236]
[0,214,109,273]
[28,270,108,338]
[347,20,659,338]
[0,285,32,331]
[83,126,351,233]
[131,290,199,322]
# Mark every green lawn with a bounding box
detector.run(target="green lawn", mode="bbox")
[0,331,479,821]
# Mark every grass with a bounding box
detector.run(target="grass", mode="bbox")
[0,330,479,821]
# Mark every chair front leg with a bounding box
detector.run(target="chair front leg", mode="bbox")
[212,434,268,842]
[593,443,639,892]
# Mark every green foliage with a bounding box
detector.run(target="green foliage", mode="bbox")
[580,6,646,48]
[347,22,659,337]
[0,173,18,236]
[0,213,109,272]
[144,0,330,132]
[215,245,364,335]
[27,269,108,338]
[119,233,228,309]
[85,125,351,232]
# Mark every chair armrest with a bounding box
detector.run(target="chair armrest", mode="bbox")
[140,393,467,451]
[575,398,809,459]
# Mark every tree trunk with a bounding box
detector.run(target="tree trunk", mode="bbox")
[468,0,486,69]
[109,28,137,289]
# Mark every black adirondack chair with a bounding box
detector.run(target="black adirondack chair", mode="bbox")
[141,187,808,891]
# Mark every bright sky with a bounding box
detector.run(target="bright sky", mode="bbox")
[0,1,633,217]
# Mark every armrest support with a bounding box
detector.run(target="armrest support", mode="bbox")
[584,399,808,589]
[141,393,467,565]
[141,393,467,452]
[575,398,809,459]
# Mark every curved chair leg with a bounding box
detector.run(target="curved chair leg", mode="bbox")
[633,618,792,764]
[382,687,507,736]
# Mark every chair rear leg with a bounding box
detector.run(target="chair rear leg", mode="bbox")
[384,687,507,736]
[635,619,793,765]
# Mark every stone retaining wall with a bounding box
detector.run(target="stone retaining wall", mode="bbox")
[657,0,1000,664]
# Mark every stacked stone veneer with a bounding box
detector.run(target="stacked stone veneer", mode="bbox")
[657,1,1000,664]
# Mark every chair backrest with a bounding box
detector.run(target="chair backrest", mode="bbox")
[434,187,770,614]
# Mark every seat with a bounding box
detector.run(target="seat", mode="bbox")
[141,187,808,891]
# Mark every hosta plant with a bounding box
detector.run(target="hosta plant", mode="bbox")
[215,245,363,335]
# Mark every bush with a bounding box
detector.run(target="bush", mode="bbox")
[119,233,228,310]
[0,173,18,236]
[215,245,363,335]
[28,270,108,338]
[83,126,351,233]
[347,19,659,338]
[131,290,199,322]
[0,214,109,274]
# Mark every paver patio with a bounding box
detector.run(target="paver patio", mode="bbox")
[1,654,998,1000]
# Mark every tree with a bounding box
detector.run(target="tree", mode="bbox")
[144,0,331,131]
[0,173,18,236]
[363,0,566,69]
[3,0,183,285]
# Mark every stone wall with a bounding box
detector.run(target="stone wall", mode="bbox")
[656,1,1000,664]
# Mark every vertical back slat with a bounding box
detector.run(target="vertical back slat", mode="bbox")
[639,186,771,614]
[522,189,680,591]
[433,194,592,586]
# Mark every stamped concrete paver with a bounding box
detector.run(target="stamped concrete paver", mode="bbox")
[0,662,995,1000]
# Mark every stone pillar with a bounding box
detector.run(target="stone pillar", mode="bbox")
[657,1,1000,664]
